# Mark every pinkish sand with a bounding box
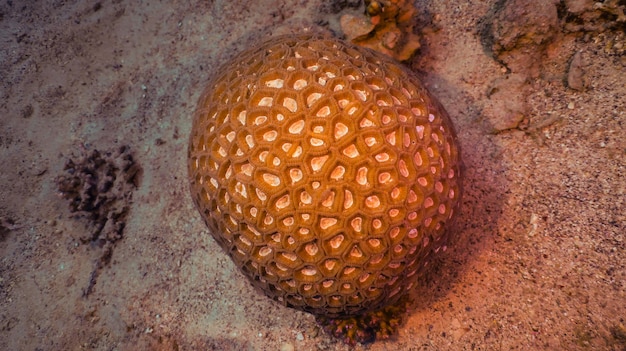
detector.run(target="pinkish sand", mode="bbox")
[1,1,624,350]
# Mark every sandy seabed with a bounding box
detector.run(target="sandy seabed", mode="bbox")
[1,1,624,350]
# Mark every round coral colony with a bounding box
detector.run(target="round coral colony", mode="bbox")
[188,34,462,343]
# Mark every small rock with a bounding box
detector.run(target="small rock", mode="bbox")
[528,213,540,237]
[280,342,295,351]
[567,51,585,91]
[564,0,594,14]
[484,74,530,132]
[340,14,375,41]
[450,318,467,340]
[486,0,560,74]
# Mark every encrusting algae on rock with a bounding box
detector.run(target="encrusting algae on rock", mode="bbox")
[188,33,462,345]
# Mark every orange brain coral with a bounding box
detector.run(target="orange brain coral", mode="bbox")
[188,34,462,318]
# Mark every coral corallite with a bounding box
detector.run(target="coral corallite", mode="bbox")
[188,34,462,343]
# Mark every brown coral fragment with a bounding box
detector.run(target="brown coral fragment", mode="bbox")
[56,145,141,295]
[57,145,140,245]
[340,0,422,61]
[561,0,626,33]
[316,294,410,345]
[595,0,626,23]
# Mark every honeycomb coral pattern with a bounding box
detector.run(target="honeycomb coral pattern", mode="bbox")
[188,34,462,317]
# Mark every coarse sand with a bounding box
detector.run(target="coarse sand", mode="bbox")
[0,1,624,350]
